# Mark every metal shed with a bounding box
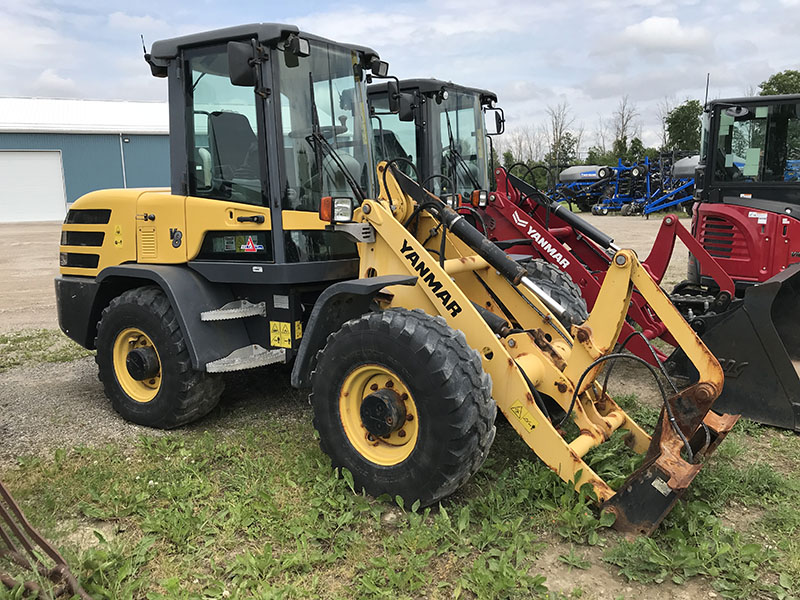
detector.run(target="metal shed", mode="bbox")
[0,98,169,222]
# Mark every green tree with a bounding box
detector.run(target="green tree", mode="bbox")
[665,100,702,151]
[502,150,516,171]
[545,131,579,167]
[759,69,800,95]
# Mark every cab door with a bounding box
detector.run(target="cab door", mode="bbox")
[180,43,273,263]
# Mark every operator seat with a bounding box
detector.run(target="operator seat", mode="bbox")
[207,111,257,179]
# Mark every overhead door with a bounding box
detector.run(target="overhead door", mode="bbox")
[0,151,67,222]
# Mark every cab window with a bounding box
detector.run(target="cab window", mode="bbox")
[714,103,800,183]
[185,45,264,205]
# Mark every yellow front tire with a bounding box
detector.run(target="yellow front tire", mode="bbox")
[95,286,223,429]
[311,308,496,507]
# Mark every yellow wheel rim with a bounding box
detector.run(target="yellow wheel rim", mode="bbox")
[112,328,162,403]
[339,364,419,466]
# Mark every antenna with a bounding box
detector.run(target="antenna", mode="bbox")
[704,72,710,106]
[141,34,147,55]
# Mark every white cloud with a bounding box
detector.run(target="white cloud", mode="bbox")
[28,69,80,97]
[108,11,168,33]
[617,16,711,55]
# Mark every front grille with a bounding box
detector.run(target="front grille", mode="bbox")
[65,209,111,224]
[61,231,105,247]
[60,252,100,269]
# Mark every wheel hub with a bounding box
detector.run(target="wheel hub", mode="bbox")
[360,389,407,438]
[126,346,160,381]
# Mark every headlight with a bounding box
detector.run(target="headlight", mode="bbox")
[319,196,356,223]
[471,190,488,208]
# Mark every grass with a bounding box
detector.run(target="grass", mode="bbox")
[0,328,93,372]
[1,363,799,598]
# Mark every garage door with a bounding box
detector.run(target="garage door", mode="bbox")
[0,151,66,222]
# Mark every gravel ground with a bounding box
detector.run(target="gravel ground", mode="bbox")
[0,214,693,465]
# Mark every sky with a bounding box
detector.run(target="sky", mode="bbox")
[3,0,799,150]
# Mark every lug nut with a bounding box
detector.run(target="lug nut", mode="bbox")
[406,414,414,421]
[400,393,408,401]
[370,383,379,391]
[386,380,394,388]
[398,430,406,438]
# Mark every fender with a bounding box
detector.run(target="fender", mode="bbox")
[291,275,416,389]
[95,264,251,370]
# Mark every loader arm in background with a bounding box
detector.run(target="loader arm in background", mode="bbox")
[350,163,737,534]
[642,214,735,300]
[0,481,91,599]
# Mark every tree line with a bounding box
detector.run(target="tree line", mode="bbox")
[495,69,800,185]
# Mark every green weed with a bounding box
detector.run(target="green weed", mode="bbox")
[0,328,92,371]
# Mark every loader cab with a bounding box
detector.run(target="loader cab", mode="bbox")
[693,95,800,286]
[147,24,383,280]
[368,79,502,198]
[697,95,800,205]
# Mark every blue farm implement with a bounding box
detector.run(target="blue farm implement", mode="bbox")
[554,153,698,217]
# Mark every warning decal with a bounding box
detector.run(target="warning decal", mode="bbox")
[509,400,539,432]
[270,321,293,349]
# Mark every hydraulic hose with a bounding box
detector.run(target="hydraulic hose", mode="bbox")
[391,166,568,319]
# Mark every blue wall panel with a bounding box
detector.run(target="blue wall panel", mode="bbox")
[0,133,169,203]
[123,135,171,189]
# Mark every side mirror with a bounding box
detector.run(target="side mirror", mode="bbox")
[485,107,505,136]
[228,41,256,87]
[283,34,310,69]
[370,58,389,78]
[387,80,400,114]
[398,92,415,122]
[724,105,749,118]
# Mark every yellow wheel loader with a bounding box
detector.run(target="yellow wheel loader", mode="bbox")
[55,24,737,535]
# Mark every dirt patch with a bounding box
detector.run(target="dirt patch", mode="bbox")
[0,358,306,469]
[0,221,61,332]
[531,534,714,599]
[580,213,691,291]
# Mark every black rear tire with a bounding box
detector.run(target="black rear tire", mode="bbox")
[95,286,224,429]
[523,258,589,328]
[311,308,496,507]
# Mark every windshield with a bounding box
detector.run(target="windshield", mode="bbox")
[279,41,374,211]
[370,94,418,178]
[432,91,489,196]
[712,102,800,183]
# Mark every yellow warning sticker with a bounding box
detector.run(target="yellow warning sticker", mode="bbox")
[280,322,291,347]
[294,320,303,340]
[270,321,292,348]
[509,400,538,432]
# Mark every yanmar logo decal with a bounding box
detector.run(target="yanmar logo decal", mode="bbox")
[510,209,570,269]
[400,239,463,317]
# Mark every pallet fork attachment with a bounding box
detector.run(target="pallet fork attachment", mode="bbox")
[0,481,91,599]
[356,164,738,534]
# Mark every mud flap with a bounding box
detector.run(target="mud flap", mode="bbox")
[666,263,800,431]
[603,384,739,535]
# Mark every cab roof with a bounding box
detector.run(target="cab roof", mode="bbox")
[707,94,800,109]
[150,23,379,61]
[368,78,497,105]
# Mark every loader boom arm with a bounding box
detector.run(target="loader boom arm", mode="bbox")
[349,164,737,533]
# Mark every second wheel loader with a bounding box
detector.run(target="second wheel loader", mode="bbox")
[56,24,736,535]
[368,78,800,431]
